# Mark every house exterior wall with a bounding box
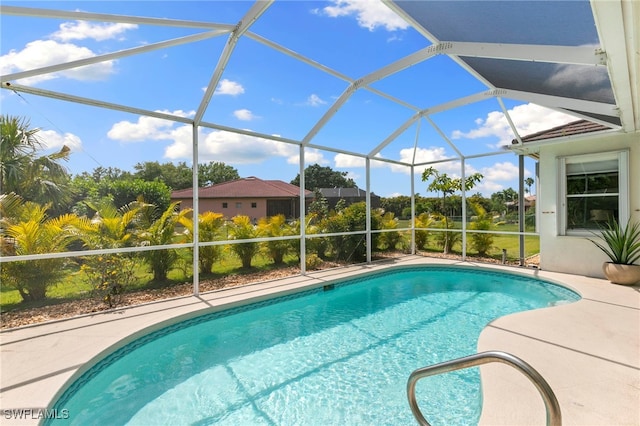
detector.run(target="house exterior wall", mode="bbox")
[537,132,640,278]
[175,197,303,221]
[176,197,268,221]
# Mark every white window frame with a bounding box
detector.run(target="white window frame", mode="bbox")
[558,150,629,236]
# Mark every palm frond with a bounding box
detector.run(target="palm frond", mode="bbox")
[589,219,640,265]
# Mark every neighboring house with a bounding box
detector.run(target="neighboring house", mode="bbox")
[171,177,311,220]
[309,188,381,211]
[505,195,536,212]
[510,120,639,279]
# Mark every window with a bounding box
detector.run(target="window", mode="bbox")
[251,202,257,208]
[235,202,242,208]
[222,202,228,208]
[559,150,628,235]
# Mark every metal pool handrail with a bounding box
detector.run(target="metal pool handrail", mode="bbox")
[407,350,562,426]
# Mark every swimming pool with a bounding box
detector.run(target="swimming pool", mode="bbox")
[47,266,579,425]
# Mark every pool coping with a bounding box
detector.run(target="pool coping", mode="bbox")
[1,255,638,425]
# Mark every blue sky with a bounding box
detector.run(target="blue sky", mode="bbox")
[0,1,579,198]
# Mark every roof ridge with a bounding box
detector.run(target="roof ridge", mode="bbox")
[521,119,587,141]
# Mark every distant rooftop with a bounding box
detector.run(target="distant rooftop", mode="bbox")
[171,177,311,198]
[311,188,379,199]
[512,119,611,144]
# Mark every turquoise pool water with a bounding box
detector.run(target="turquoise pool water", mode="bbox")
[48,266,579,426]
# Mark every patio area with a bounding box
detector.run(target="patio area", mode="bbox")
[1,256,638,425]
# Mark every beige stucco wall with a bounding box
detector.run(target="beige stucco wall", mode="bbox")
[536,131,640,278]
[176,198,267,221]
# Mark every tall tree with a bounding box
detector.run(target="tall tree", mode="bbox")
[198,161,240,187]
[525,177,535,194]
[421,167,483,253]
[0,115,73,214]
[290,164,356,190]
[133,161,192,190]
[133,161,239,189]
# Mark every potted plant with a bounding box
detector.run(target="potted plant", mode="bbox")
[588,218,640,285]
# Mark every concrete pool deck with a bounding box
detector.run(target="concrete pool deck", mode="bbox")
[1,256,638,425]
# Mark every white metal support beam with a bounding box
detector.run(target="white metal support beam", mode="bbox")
[368,112,421,157]
[194,1,273,125]
[591,0,639,132]
[1,82,194,124]
[359,44,451,87]
[497,88,620,118]
[497,97,523,145]
[1,30,229,83]
[442,41,607,66]
[246,32,354,85]
[0,5,235,30]
[302,44,443,146]
[191,123,200,295]
[301,84,357,145]
[424,116,464,158]
[422,91,490,116]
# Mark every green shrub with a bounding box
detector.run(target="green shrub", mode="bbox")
[324,202,380,262]
[468,201,495,256]
[81,254,137,308]
[305,253,323,270]
[258,215,294,265]
[379,212,402,251]
[0,199,87,301]
[228,215,259,268]
[414,213,433,249]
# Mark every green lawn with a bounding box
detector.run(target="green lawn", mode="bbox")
[1,223,539,313]
[413,222,539,260]
[0,249,300,313]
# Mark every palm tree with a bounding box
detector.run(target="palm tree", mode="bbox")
[0,196,87,301]
[82,199,146,249]
[525,177,535,194]
[179,210,226,273]
[228,215,259,268]
[257,214,294,265]
[0,115,72,213]
[414,212,434,250]
[422,167,483,253]
[78,199,146,306]
[379,211,402,251]
[137,202,189,281]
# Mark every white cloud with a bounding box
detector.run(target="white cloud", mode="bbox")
[0,40,115,84]
[306,94,327,106]
[546,63,612,103]
[107,112,328,165]
[451,103,576,148]
[0,19,137,85]
[39,129,83,153]
[334,153,389,169]
[107,110,195,142]
[334,153,363,168]
[474,180,505,196]
[233,109,256,121]
[213,79,245,96]
[480,161,525,182]
[291,148,329,165]
[399,146,449,165]
[318,0,409,32]
[167,129,302,164]
[51,20,138,42]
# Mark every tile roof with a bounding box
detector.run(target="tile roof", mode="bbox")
[171,177,310,198]
[512,120,611,144]
[312,188,379,199]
